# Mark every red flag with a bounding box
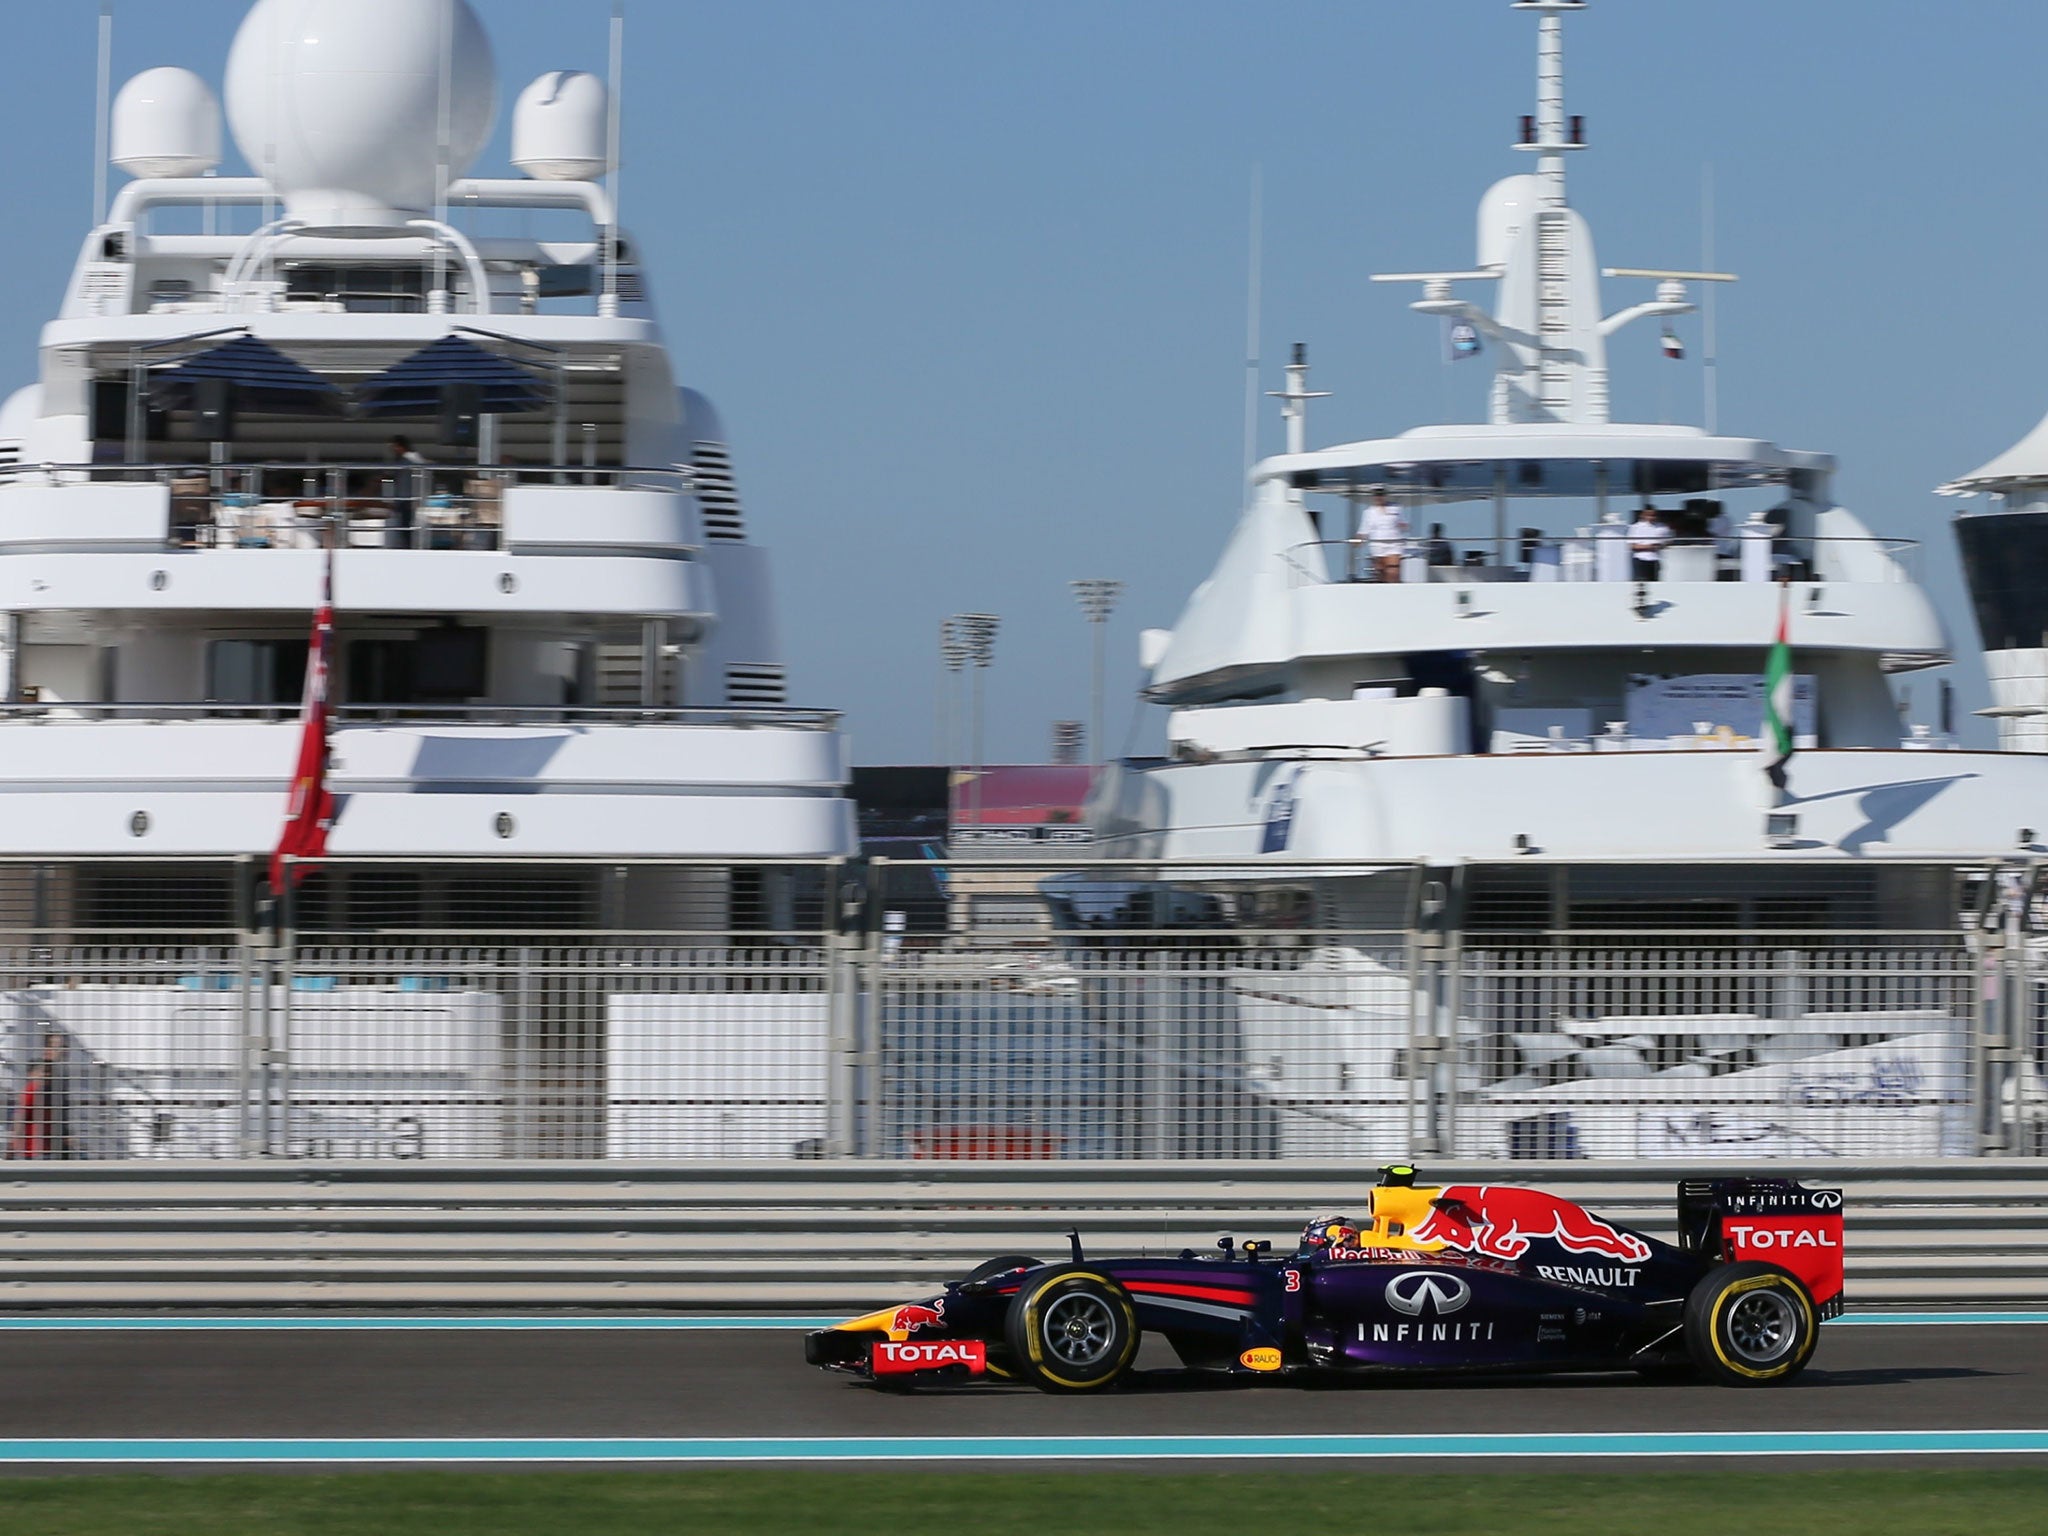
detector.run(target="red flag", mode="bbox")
[270,545,336,893]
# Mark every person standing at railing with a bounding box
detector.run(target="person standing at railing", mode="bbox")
[1352,489,1408,584]
[1628,505,1670,581]
[8,1031,72,1161]
[384,436,428,550]
[1424,523,1457,570]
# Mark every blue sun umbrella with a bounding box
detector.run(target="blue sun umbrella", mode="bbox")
[352,335,551,418]
[146,334,345,415]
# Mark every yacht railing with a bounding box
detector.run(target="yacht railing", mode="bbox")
[1285,535,1921,587]
[0,703,841,730]
[0,460,697,554]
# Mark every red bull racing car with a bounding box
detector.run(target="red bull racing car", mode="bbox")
[805,1168,1844,1393]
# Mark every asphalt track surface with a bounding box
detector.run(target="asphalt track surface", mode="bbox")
[0,1317,2041,1467]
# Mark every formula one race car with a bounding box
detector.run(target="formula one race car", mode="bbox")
[804,1169,1844,1392]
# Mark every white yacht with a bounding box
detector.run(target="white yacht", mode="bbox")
[1939,412,2048,753]
[0,0,853,920]
[1081,0,2045,1160]
[0,0,852,1159]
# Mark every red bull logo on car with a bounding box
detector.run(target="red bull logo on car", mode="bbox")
[888,1301,947,1334]
[1409,1185,1652,1264]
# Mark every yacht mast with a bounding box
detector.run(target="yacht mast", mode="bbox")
[1518,0,1586,420]
[1268,342,1331,458]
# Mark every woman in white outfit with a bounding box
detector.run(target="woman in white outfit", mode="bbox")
[1353,490,1408,584]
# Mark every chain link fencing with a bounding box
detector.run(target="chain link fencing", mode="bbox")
[0,856,2038,1162]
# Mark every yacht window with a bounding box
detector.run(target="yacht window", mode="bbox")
[346,628,488,706]
[292,870,423,934]
[89,380,166,450]
[445,873,594,930]
[206,639,309,707]
[532,264,596,299]
[417,627,488,701]
[78,869,233,931]
[282,263,428,314]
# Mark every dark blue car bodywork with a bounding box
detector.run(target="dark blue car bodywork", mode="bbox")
[804,1176,1844,1385]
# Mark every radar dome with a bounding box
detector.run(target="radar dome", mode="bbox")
[224,0,498,231]
[512,71,611,182]
[111,68,223,179]
[1477,174,1541,271]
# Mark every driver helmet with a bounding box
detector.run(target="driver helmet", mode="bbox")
[1300,1215,1361,1254]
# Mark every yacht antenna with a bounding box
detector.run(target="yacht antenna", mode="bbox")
[92,1,112,226]
[1268,343,1332,457]
[1511,0,1584,213]
[602,2,625,317]
[1240,165,1262,481]
[1702,162,1719,433]
[432,0,454,312]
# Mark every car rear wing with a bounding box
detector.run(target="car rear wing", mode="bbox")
[1676,1177,1845,1318]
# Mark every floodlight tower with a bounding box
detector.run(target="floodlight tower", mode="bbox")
[955,613,999,827]
[1070,579,1124,769]
[937,616,971,765]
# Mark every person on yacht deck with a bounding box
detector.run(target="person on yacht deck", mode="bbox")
[1628,505,1670,581]
[384,435,428,550]
[1353,490,1408,583]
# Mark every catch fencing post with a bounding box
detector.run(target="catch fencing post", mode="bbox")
[824,860,862,1158]
[1977,866,2026,1155]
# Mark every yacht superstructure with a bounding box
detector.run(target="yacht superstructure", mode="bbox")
[1939,410,2048,753]
[0,0,853,929]
[1094,0,2038,874]
[1079,0,2044,1160]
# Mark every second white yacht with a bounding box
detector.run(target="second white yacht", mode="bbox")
[1081,0,2041,1160]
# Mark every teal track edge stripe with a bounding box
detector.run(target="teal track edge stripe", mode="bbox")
[0,1431,2046,1463]
[1834,1312,2048,1326]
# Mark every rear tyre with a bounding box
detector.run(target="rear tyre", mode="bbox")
[1003,1267,1139,1394]
[1683,1262,1818,1387]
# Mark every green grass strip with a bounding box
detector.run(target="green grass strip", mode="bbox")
[0,1467,2043,1536]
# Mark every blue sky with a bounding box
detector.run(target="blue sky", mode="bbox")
[3,1,2040,762]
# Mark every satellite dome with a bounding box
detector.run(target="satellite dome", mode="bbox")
[111,68,223,180]
[1477,174,1541,271]
[512,71,611,182]
[224,0,498,231]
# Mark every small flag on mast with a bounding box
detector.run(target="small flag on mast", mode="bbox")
[270,542,337,894]
[1762,582,1795,794]
[1660,327,1685,360]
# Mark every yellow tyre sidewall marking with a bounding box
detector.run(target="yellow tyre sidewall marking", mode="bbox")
[1022,1270,1135,1390]
[1710,1273,1814,1380]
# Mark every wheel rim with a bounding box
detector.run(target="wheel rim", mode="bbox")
[1040,1292,1117,1369]
[1724,1289,1799,1365]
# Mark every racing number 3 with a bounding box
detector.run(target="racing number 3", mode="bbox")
[1284,1268,1301,1293]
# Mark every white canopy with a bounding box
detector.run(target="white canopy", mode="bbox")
[1937,406,2048,495]
[1258,422,1834,501]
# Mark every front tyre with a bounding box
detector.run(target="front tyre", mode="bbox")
[1683,1262,1818,1387]
[1003,1267,1139,1394]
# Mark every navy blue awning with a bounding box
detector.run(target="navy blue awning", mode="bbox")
[146,335,344,415]
[353,336,551,418]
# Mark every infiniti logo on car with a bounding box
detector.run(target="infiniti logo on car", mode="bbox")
[1385,1271,1472,1317]
[1811,1190,1843,1210]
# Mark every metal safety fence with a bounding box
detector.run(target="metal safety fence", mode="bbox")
[0,856,2040,1163]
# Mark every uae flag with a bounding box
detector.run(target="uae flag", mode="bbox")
[270,546,336,894]
[1762,584,1795,793]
